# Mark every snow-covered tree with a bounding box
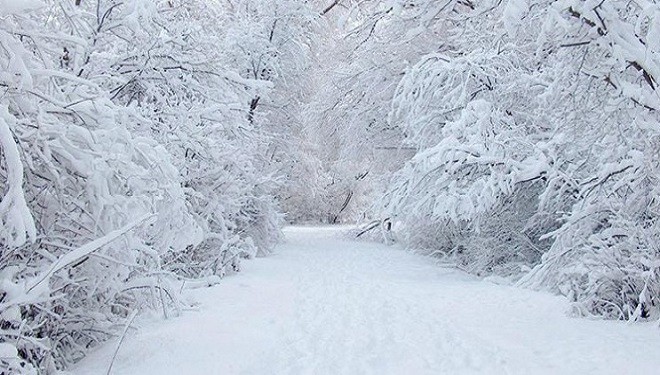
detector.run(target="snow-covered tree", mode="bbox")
[286,0,441,223]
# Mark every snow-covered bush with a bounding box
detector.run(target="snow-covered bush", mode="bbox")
[383,48,560,279]
[379,0,660,320]
[516,0,660,321]
[0,6,196,370]
[0,1,284,372]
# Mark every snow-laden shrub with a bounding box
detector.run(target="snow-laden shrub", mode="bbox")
[516,0,660,321]
[0,1,283,372]
[78,0,284,267]
[521,119,660,320]
[383,49,560,279]
[380,0,660,319]
[0,6,201,370]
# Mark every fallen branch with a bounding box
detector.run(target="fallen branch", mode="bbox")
[356,220,382,238]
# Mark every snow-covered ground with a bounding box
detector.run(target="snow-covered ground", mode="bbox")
[72,226,660,375]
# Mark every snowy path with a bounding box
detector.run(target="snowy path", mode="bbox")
[73,226,660,375]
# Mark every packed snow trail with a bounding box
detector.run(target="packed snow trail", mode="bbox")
[73,227,660,375]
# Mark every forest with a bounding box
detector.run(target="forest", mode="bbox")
[1,0,659,373]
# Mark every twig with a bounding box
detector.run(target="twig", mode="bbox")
[106,310,139,375]
[25,214,154,295]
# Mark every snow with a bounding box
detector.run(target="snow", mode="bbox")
[503,0,529,36]
[0,342,18,358]
[71,226,660,375]
[0,106,36,247]
[0,0,42,16]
